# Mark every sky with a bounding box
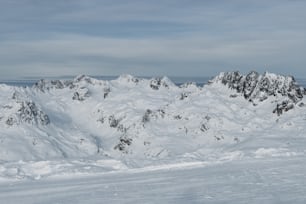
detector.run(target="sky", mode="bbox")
[1,0,306,79]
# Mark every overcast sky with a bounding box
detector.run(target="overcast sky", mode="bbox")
[1,0,306,79]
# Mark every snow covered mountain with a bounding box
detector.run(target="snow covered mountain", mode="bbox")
[210,71,306,115]
[0,71,306,179]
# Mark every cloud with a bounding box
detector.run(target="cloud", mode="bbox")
[0,0,306,78]
[1,30,306,78]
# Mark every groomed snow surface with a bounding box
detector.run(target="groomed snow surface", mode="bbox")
[1,157,306,204]
[0,72,306,203]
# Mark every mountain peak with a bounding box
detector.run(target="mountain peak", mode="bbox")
[209,71,306,115]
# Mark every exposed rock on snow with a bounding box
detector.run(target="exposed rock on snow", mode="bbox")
[16,101,50,125]
[108,115,121,128]
[72,87,90,101]
[149,77,174,90]
[114,136,133,153]
[33,79,67,92]
[210,71,306,114]
[2,100,50,126]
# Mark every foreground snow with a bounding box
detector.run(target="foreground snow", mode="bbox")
[1,156,305,204]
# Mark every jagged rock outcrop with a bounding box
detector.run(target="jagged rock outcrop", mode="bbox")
[33,75,102,93]
[4,101,50,126]
[149,77,174,90]
[18,101,50,125]
[72,87,90,101]
[108,115,121,128]
[114,136,132,153]
[73,74,94,84]
[210,71,306,115]
[142,109,166,124]
[33,79,70,92]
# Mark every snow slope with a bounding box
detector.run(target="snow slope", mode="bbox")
[1,157,305,204]
[0,71,305,180]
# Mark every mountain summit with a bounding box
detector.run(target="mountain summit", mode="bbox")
[209,71,306,115]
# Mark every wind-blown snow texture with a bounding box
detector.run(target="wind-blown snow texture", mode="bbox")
[0,71,306,179]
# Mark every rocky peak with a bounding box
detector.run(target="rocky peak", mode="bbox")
[149,76,175,90]
[33,79,69,92]
[73,75,93,84]
[210,71,306,115]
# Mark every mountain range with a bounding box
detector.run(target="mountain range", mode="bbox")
[0,71,305,179]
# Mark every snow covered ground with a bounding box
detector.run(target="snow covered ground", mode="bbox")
[1,157,305,204]
[0,71,306,203]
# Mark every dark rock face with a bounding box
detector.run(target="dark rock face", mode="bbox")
[72,87,90,101]
[73,74,93,84]
[18,101,50,125]
[150,78,164,90]
[211,71,306,115]
[273,101,294,116]
[6,117,16,126]
[142,109,165,124]
[219,71,243,91]
[243,71,259,99]
[5,101,50,126]
[108,115,120,128]
[149,77,173,90]
[114,136,132,153]
[180,92,190,100]
[142,109,153,123]
[33,79,49,92]
[33,79,67,92]
[103,87,111,99]
[50,80,65,89]
[33,75,94,93]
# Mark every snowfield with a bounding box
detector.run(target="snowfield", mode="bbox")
[0,71,306,203]
[1,157,306,204]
